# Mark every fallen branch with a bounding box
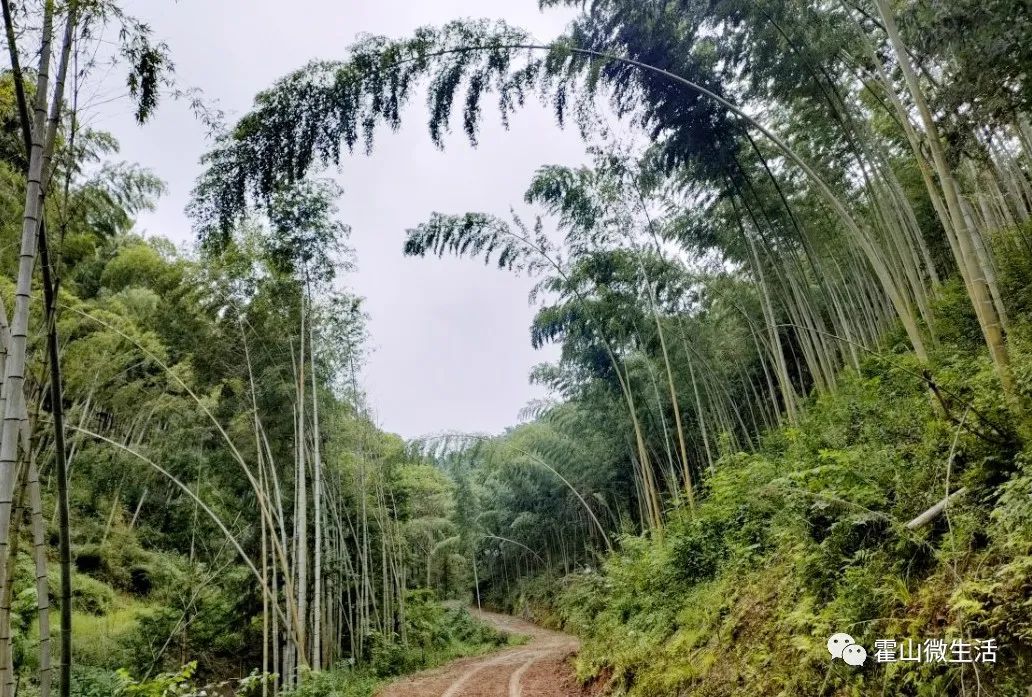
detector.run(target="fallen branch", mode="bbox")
[905,488,968,530]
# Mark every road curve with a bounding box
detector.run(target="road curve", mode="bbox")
[378,609,584,697]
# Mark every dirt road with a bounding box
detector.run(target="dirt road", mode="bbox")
[379,610,587,697]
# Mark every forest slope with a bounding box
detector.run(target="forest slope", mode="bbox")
[505,278,1032,696]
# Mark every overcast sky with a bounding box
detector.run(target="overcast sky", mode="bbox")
[85,0,594,440]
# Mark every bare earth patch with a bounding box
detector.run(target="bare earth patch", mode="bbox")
[378,610,590,697]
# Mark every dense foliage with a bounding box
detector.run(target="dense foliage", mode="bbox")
[509,284,1032,694]
[0,35,496,697]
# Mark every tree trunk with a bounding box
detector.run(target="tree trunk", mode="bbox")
[309,318,323,672]
[0,0,57,614]
[871,0,1010,394]
[27,458,51,697]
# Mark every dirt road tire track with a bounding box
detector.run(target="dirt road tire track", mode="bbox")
[378,610,585,697]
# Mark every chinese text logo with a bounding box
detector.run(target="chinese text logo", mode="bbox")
[828,633,998,668]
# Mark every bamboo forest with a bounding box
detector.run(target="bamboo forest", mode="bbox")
[2,0,1032,695]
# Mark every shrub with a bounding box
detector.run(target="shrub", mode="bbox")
[367,591,507,677]
[282,669,381,697]
[68,572,117,615]
[69,666,125,697]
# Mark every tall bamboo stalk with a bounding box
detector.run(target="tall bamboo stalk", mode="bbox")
[870,0,1011,394]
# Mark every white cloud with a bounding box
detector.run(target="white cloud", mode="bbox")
[94,0,592,439]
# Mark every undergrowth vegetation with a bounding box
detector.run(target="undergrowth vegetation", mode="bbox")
[60,591,511,697]
[498,276,1032,696]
